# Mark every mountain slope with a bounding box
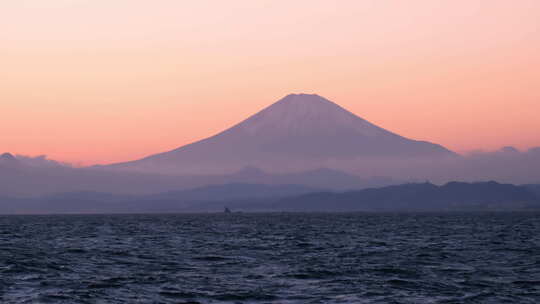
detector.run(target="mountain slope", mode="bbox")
[105,94,456,174]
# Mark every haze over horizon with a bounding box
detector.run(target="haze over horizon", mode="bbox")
[2,1,540,165]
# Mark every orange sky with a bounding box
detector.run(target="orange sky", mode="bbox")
[1,0,539,165]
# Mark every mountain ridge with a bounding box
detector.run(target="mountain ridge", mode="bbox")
[263,181,540,212]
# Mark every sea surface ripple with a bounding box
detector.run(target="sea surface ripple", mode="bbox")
[0,212,539,303]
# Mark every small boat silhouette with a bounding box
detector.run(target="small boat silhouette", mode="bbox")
[224,207,232,213]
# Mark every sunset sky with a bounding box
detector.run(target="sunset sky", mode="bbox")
[2,0,539,165]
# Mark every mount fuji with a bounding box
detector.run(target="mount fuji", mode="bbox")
[104,94,456,175]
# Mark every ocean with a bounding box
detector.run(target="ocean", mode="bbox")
[1,213,539,303]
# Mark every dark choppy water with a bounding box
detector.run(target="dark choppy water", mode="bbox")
[1,213,539,303]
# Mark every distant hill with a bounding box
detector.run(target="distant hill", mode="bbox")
[524,184,540,198]
[104,93,456,175]
[261,181,540,212]
[0,181,537,214]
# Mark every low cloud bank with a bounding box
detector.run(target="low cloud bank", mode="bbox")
[337,146,540,184]
[451,147,540,184]
[15,155,72,168]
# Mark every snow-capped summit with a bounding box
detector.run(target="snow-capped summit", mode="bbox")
[230,93,388,138]
[105,94,456,174]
